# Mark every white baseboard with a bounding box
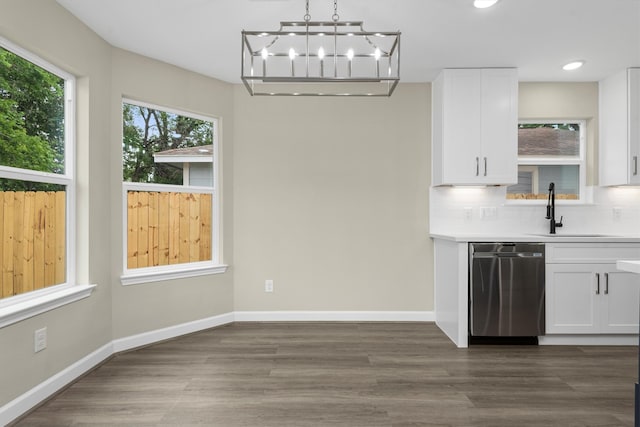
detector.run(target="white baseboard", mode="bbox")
[112,312,234,353]
[539,334,638,346]
[0,310,433,425]
[0,342,113,427]
[233,310,435,322]
[0,312,234,426]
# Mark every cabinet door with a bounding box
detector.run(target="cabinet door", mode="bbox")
[440,69,482,184]
[600,270,640,333]
[479,68,518,185]
[629,68,640,185]
[546,264,599,334]
[600,68,640,186]
[433,68,517,186]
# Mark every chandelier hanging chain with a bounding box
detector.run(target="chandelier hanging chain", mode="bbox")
[332,0,339,22]
[305,0,339,22]
[304,0,311,22]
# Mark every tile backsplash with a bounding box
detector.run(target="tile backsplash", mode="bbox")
[430,186,640,236]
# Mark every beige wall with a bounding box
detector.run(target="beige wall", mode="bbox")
[109,49,235,338]
[0,0,237,407]
[0,0,113,405]
[0,2,598,411]
[0,0,434,412]
[519,82,599,185]
[233,85,433,311]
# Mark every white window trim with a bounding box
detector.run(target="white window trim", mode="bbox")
[0,37,91,328]
[507,119,587,205]
[120,100,225,285]
[0,284,96,329]
[120,182,227,285]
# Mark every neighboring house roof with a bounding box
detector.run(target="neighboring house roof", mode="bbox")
[153,145,213,164]
[518,128,579,157]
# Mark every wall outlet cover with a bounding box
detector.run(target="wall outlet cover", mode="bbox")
[613,207,622,221]
[34,327,47,353]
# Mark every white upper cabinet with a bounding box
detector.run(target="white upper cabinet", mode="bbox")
[599,68,640,186]
[432,68,518,186]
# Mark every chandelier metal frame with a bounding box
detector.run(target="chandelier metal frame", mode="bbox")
[241,0,401,96]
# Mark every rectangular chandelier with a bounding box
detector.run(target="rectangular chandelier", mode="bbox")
[240,2,400,97]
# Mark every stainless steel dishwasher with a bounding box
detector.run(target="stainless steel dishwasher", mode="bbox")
[469,243,545,340]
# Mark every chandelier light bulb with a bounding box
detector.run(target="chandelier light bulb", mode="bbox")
[318,47,325,77]
[261,48,268,60]
[289,48,296,60]
[347,49,354,61]
[374,48,381,61]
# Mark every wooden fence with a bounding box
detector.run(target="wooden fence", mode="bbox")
[127,191,212,269]
[0,191,66,299]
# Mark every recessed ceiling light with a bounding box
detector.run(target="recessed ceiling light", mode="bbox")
[562,61,585,71]
[474,0,500,9]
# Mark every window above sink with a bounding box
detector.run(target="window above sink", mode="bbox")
[507,120,587,204]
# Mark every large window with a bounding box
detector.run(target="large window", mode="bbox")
[0,40,75,300]
[507,121,586,201]
[121,100,223,284]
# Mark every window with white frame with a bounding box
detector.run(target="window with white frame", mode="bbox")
[121,100,223,284]
[507,121,586,201]
[0,39,75,301]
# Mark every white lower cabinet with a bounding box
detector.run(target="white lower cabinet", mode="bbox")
[546,264,639,334]
[545,242,640,335]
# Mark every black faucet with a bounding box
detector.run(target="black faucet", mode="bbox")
[546,182,563,234]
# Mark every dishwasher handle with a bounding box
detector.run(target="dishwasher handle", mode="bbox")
[473,252,544,258]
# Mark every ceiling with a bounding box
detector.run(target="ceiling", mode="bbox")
[56,0,640,84]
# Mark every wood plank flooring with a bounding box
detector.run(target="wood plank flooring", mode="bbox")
[13,322,637,426]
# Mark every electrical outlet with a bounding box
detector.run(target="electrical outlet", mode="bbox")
[463,207,473,222]
[480,206,497,220]
[34,327,47,353]
[265,279,274,293]
[613,207,622,221]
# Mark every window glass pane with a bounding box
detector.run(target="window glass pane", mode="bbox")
[518,123,580,157]
[123,101,217,272]
[507,165,579,200]
[122,103,213,186]
[0,179,66,298]
[0,47,65,174]
[126,190,212,269]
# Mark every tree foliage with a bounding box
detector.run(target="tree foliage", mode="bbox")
[122,103,213,185]
[519,123,579,132]
[0,47,64,190]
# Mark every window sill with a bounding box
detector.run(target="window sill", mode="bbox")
[121,264,228,286]
[0,284,97,329]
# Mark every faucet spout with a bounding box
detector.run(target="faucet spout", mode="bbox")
[546,182,563,234]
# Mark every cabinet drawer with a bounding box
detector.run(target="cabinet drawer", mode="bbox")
[546,243,640,263]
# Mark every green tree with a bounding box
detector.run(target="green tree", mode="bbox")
[0,47,63,190]
[0,48,65,168]
[122,103,213,185]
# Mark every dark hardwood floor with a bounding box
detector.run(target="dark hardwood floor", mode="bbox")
[13,322,637,426]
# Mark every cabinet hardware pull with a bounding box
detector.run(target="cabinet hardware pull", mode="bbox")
[476,157,479,176]
[484,157,487,176]
[595,273,600,295]
[604,272,609,295]
[634,156,638,176]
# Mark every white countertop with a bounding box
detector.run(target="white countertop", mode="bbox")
[617,260,640,274]
[430,233,640,243]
